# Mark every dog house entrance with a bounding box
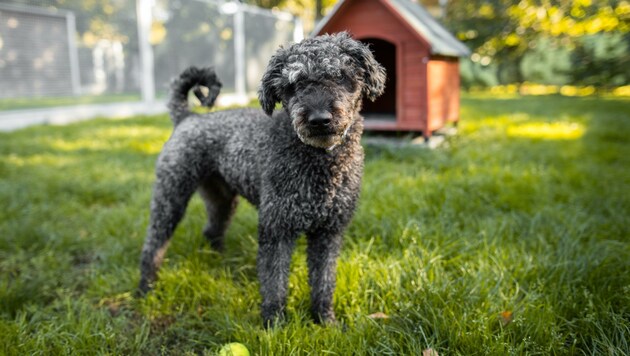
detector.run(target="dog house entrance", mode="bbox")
[360,38,396,122]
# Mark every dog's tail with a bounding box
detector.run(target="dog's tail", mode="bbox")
[168,66,222,126]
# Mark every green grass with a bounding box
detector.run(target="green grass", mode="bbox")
[1,95,629,354]
[0,93,141,111]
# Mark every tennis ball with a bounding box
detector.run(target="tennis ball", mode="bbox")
[218,342,250,356]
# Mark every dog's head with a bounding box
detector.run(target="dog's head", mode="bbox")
[258,32,386,150]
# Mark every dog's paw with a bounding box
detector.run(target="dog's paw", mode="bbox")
[136,279,153,298]
[312,309,337,326]
[261,307,288,329]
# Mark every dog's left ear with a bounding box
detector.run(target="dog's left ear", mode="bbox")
[340,33,386,101]
[258,48,287,116]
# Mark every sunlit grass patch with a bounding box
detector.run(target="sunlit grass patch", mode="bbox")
[560,85,596,97]
[0,93,141,111]
[2,153,78,168]
[612,85,630,97]
[468,84,630,98]
[508,121,585,140]
[45,126,169,154]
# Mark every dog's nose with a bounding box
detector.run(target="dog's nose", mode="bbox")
[308,111,332,126]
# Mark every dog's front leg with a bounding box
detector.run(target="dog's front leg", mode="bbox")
[306,228,343,324]
[257,221,297,327]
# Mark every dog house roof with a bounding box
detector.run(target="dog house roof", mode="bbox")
[312,0,471,58]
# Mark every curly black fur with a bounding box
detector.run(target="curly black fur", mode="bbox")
[139,32,386,327]
[259,32,386,115]
[168,66,222,125]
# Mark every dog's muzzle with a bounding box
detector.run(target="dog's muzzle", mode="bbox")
[294,116,353,151]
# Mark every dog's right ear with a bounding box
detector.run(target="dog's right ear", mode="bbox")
[258,48,287,116]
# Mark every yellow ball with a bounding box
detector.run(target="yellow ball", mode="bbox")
[218,342,250,356]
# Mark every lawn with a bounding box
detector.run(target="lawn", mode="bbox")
[0,93,141,111]
[0,95,629,355]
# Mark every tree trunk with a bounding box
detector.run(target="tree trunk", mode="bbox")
[315,0,324,22]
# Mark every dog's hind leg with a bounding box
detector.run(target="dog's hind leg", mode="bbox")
[198,176,238,251]
[138,160,200,295]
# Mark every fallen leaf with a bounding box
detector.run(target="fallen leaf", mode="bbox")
[423,348,439,356]
[500,310,513,326]
[150,315,176,332]
[107,303,120,317]
[367,312,389,319]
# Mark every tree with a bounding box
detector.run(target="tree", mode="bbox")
[443,0,630,86]
[244,0,335,29]
[243,0,287,8]
[316,0,324,21]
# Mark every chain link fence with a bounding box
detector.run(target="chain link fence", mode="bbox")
[0,0,302,124]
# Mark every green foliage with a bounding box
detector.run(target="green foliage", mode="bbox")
[1,96,629,354]
[460,58,500,88]
[444,0,630,87]
[243,0,287,8]
[244,0,337,23]
[520,37,573,85]
[573,32,630,86]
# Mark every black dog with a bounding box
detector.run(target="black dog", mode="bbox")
[139,32,385,326]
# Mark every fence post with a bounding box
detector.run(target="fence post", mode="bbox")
[234,4,246,103]
[136,0,156,104]
[294,17,304,42]
[65,11,81,96]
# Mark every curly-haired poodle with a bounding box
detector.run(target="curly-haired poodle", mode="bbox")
[139,32,386,326]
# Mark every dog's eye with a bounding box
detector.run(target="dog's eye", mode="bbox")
[339,72,355,90]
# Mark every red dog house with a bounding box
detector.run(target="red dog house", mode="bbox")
[313,0,470,138]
